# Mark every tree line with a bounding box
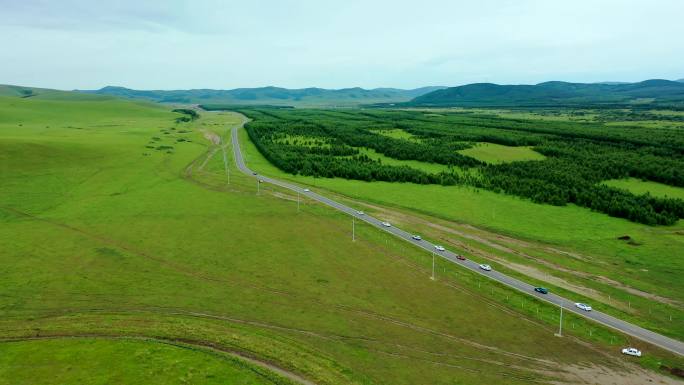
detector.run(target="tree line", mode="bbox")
[238,108,684,225]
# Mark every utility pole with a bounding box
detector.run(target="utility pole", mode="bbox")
[221,141,230,185]
[555,301,564,337]
[297,191,300,212]
[257,179,260,195]
[431,252,435,280]
[352,217,355,242]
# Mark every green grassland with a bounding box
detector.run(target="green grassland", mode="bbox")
[408,107,684,130]
[356,147,452,174]
[0,338,291,385]
[238,122,684,342]
[273,134,332,148]
[2,95,680,384]
[375,128,420,141]
[0,84,117,102]
[457,142,546,164]
[478,107,684,130]
[407,108,602,123]
[603,178,684,200]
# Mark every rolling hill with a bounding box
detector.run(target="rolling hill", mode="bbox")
[0,84,113,101]
[409,79,684,107]
[78,85,446,106]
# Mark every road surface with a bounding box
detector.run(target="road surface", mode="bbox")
[230,125,684,357]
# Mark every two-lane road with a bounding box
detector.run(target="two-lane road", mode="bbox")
[230,125,684,357]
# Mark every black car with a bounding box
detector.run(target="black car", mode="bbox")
[534,287,549,294]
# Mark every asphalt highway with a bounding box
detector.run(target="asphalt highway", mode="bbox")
[230,125,684,357]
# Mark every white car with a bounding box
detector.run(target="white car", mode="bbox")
[412,235,422,241]
[434,245,445,251]
[357,211,365,215]
[381,222,391,227]
[479,264,492,271]
[575,303,592,311]
[303,188,310,192]
[621,347,642,357]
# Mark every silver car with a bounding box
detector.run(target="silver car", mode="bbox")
[621,347,642,357]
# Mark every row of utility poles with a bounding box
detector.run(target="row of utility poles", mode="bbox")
[254,176,566,338]
[220,138,230,185]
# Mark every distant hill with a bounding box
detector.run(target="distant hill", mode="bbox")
[677,78,684,83]
[410,79,684,107]
[0,84,43,98]
[0,84,112,101]
[594,81,631,85]
[79,85,447,107]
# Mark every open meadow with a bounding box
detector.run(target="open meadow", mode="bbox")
[2,94,682,384]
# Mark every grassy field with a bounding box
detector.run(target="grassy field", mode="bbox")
[407,107,684,130]
[238,123,684,342]
[1,95,682,384]
[375,128,420,141]
[457,142,546,164]
[356,147,452,174]
[0,338,292,385]
[603,178,684,200]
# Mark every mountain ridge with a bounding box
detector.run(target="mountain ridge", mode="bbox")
[410,79,684,107]
[78,85,447,106]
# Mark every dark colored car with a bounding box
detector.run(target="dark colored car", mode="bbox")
[456,255,466,261]
[534,287,549,294]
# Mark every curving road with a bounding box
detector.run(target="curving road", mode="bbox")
[230,125,684,357]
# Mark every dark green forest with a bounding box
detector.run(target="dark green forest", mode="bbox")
[408,79,684,108]
[234,108,684,225]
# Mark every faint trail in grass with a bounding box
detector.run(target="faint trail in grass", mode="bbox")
[0,334,315,385]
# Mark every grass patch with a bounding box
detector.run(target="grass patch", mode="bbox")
[457,142,546,164]
[603,178,684,200]
[375,128,420,141]
[273,134,332,148]
[355,147,453,174]
[0,338,290,385]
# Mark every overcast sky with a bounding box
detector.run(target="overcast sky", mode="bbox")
[1,0,683,90]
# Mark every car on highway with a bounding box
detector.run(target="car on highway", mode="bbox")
[434,245,445,251]
[381,222,392,227]
[356,211,365,215]
[534,287,549,294]
[479,264,492,271]
[575,303,592,311]
[303,188,310,192]
[252,172,257,175]
[456,255,466,261]
[412,235,422,241]
[621,347,642,357]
